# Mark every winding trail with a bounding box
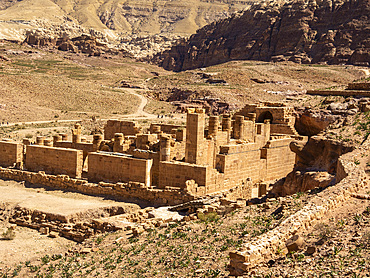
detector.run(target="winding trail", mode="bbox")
[117,88,157,119]
[3,88,157,128]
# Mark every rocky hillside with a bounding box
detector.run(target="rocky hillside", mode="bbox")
[0,0,254,41]
[153,0,370,71]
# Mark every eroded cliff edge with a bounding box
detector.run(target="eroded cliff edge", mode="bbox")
[153,0,370,71]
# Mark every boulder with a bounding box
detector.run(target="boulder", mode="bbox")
[286,235,305,252]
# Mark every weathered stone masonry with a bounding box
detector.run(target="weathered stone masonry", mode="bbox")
[0,103,301,205]
[228,142,370,276]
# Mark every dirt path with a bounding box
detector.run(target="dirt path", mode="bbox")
[116,88,157,119]
[1,88,156,129]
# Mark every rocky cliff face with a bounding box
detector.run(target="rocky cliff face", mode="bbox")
[153,0,370,71]
[0,0,254,41]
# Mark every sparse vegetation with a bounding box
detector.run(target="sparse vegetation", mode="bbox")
[1,227,15,240]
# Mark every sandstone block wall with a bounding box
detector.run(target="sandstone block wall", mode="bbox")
[88,152,152,186]
[347,82,370,90]
[104,120,142,140]
[149,123,183,134]
[263,138,295,181]
[159,161,209,189]
[270,124,298,135]
[0,168,195,206]
[217,143,263,182]
[307,89,370,97]
[228,144,369,276]
[236,103,295,126]
[54,141,94,161]
[0,141,23,168]
[25,145,83,178]
[133,150,160,187]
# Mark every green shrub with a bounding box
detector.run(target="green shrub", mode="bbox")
[197,212,220,223]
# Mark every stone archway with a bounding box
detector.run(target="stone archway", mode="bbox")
[258,111,273,123]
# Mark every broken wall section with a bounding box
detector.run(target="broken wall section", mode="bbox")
[104,120,142,140]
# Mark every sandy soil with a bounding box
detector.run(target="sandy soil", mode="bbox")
[0,179,141,268]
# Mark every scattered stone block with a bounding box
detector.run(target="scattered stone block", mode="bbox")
[48,231,59,238]
[286,235,304,252]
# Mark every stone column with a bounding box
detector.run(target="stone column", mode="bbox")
[72,123,82,144]
[44,139,53,146]
[36,136,44,146]
[264,119,271,141]
[160,135,171,162]
[93,134,103,152]
[60,133,68,141]
[53,135,62,145]
[113,133,124,152]
[247,113,256,122]
[222,114,232,143]
[234,115,245,140]
[208,116,219,138]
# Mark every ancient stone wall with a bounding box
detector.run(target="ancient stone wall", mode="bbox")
[235,103,295,126]
[263,138,296,181]
[217,143,263,182]
[159,161,209,189]
[149,123,183,134]
[0,141,23,168]
[25,145,83,178]
[54,141,94,161]
[307,89,370,97]
[270,124,298,135]
[228,144,369,276]
[0,168,195,206]
[104,120,142,140]
[347,82,370,90]
[88,152,152,186]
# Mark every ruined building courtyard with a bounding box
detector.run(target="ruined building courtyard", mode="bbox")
[0,36,370,277]
[1,92,370,277]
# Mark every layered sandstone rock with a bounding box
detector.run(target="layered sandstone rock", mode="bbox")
[24,30,112,56]
[154,0,370,71]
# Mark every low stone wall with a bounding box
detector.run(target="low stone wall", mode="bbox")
[347,82,370,90]
[228,145,369,276]
[6,205,126,242]
[0,167,195,206]
[307,89,370,97]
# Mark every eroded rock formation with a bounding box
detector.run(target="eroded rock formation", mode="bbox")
[271,135,355,196]
[153,0,370,71]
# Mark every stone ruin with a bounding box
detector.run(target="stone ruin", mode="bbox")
[0,103,304,205]
[307,81,370,97]
[0,102,312,245]
[5,101,368,274]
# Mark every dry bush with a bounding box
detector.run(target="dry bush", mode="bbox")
[315,223,336,241]
[362,231,370,247]
[2,227,16,240]
[197,212,220,223]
